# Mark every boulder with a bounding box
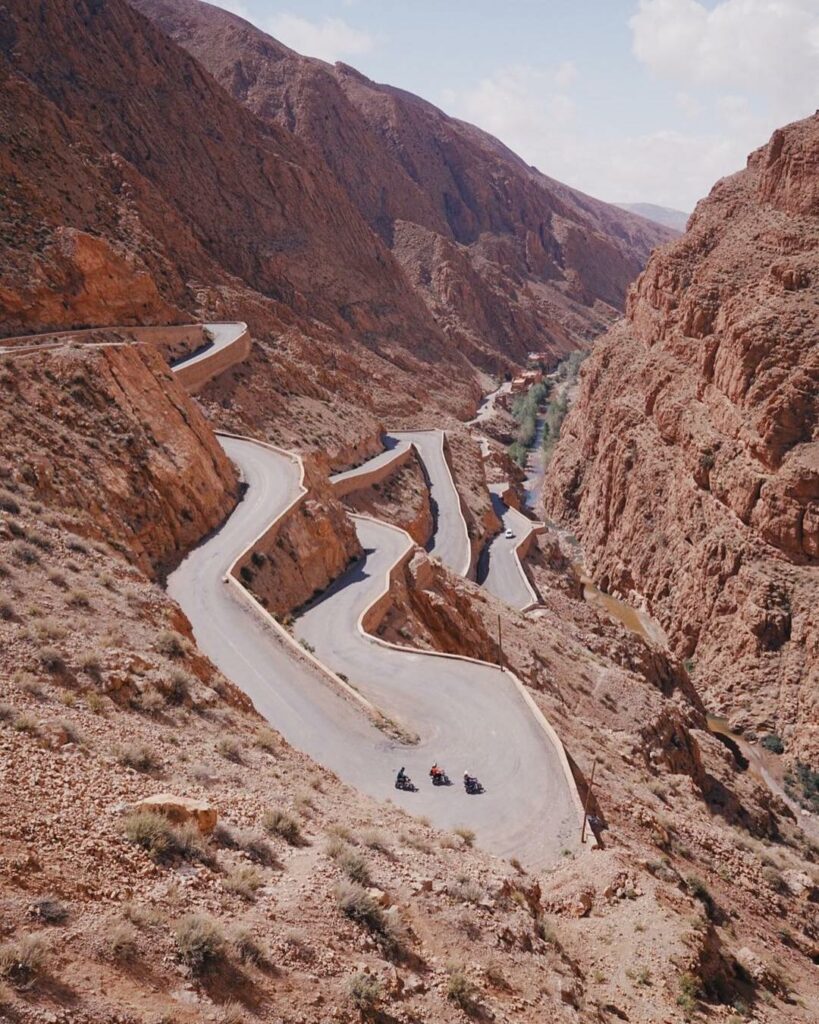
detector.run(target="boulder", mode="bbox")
[133,793,217,834]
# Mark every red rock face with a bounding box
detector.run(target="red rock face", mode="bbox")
[546,114,819,762]
[132,0,676,371]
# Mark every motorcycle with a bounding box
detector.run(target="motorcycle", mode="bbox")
[395,774,417,792]
[464,775,484,795]
[430,768,452,786]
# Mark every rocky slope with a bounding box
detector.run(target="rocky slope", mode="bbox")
[4,439,818,1023]
[0,0,478,428]
[546,114,819,763]
[132,0,676,373]
[234,455,363,619]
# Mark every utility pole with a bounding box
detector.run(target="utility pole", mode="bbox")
[497,614,503,672]
[580,757,597,845]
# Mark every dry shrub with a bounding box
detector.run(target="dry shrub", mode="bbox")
[231,925,266,965]
[36,646,64,673]
[12,541,39,565]
[223,865,265,901]
[106,921,139,961]
[122,811,210,865]
[67,588,91,609]
[254,726,278,753]
[0,933,49,988]
[0,489,20,514]
[263,807,305,846]
[446,965,479,1013]
[346,971,383,1013]
[454,826,476,847]
[173,913,224,973]
[115,742,160,773]
[360,829,390,853]
[217,736,242,763]
[334,881,407,958]
[155,629,187,658]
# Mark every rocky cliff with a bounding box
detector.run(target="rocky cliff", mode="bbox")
[0,338,238,576]
[236,454,363,618]
[546,114,819,762]
[132,0,676,373]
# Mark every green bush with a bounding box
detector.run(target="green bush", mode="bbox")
[507,441,528,467]
[761,733,784,754]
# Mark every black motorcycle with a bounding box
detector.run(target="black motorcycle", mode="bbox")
[464,775,484,795]
[430,769,452,786]
[395,774,417,792]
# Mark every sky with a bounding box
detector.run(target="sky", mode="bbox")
[212,0,819,212]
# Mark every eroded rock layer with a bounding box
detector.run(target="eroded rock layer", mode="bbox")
[546,114,819,761]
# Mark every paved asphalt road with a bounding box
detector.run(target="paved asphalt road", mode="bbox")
[479,486,538,610]
[168,435,579,866]
[388,430,471,577]
[170,322,246,372]
[468,380,511,425]
[295,514,579,864]
[329,435,410,490]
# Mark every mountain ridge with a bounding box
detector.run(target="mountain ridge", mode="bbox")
[131,0,676,369]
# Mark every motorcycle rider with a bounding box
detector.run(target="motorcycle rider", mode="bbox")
[396,766,408,787]
[430,762,443,779]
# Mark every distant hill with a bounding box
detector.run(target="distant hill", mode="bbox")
[616,202,689,233]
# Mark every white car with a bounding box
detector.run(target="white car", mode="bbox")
[504,528,514,539]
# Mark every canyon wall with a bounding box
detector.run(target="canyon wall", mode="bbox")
[546,114,819,761]
[0,0,478,432]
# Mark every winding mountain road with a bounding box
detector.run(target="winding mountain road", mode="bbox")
[388,430,472,577]
[169,436,579,865]
[3,321,584,866]
[170,321,247,373]
[479,486,539,610]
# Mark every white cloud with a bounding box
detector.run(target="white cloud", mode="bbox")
[267,12,375,63]
[630,0,819,119]
[553,59,578,90]
[442,62,776,210]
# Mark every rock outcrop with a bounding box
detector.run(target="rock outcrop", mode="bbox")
[342,451,434,546]
[0,338,238,575]
[133,0,676,372]
[546,114,819,761]
[237,455,363,618]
